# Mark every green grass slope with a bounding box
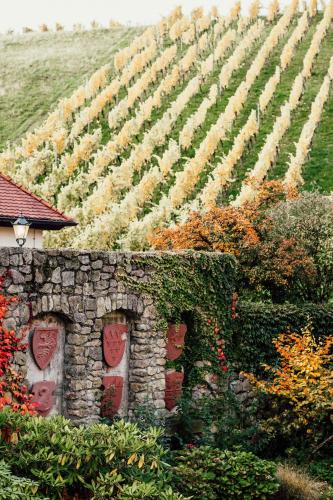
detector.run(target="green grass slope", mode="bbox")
[0,26,143,149]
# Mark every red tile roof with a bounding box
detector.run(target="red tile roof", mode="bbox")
[0,173,76,229]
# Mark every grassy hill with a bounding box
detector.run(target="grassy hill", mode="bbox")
[0,26,143,149]
[0,2,332,251]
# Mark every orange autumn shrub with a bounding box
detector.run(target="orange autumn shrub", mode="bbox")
[152,181,292,253]
[152,206,259,255]
[244,329,333,446]
[151,182,314,300]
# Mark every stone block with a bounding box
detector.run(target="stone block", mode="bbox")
[91,260,103,269]
[11,269,25,284]
[51,268,61,284]
[62,271,75,287]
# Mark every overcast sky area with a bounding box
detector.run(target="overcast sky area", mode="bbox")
[0,0,291,33]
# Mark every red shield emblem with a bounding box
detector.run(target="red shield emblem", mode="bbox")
[103,323,127,367]
[101,376,123,417]
[32,327,58,370]
[165,371,184,411]
[166,323,187,360]
[31,381,56,417]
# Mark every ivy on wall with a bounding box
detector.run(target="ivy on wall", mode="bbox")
[126,251,238,384]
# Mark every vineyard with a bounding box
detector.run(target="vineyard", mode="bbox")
[1,0,333,251]
[0,25,143,149]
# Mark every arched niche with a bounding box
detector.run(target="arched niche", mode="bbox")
[101,310,133,418]
[26,313,66,417]
[165,313,192,413]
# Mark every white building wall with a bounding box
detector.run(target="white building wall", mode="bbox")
[0,227,43,248]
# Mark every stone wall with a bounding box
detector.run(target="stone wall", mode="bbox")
[0,247,237,424]
[0,248,173,423]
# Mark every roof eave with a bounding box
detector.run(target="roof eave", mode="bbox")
[0,216,77,230]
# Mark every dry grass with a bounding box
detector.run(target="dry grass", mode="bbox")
[276,464,328,500]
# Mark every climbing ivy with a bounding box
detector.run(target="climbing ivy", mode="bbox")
[126,251,237,385]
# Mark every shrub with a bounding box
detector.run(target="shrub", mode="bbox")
[0,410,181,499]
[150,182,318,303]
[0,460,45,499]
[308,458,333,486]
[172,446,279,499]
[244,329,333,452]
[168,387,260,453]
[276,464,327,500]
[267,192,333,302]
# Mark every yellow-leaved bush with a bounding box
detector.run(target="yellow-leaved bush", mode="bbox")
[244,329,333,446]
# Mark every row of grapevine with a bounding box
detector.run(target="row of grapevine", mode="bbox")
[20,65,109,158]
[284,54,333,187]
[115,0,299,251]
[235,0,333,205]
[70,43,175,140]
[72,21,263,223]
[197,8,311,208]
[69,1,298,250]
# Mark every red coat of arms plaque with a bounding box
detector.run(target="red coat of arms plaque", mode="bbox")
[165,371,184,411]
[32,327,59,370]
[101,376,123,417]
[31,381,56,417]
[166,323,187,361]
[103,323,127,367]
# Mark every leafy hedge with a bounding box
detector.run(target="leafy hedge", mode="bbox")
[0,461,43,500]
[229,302,333,373]
[172,447,279,499]
[0,410,185,499]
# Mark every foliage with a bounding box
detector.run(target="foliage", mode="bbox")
[244,329,333,451]
[308,458,333,485]
[127,251,237,377]
[267,192,333,302]
[151,182,319,302]
[0,273,36,415]
[230,301,333,374]
[0,460,46,500]
[168,386,260,453]
[130,401,165,432]
[0,410,181,499]
[276,463,327,500]
[171,446,279,499]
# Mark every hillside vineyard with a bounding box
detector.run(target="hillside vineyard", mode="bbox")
[1,0,333,250]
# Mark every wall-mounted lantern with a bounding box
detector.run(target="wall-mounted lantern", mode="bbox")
[12,214,30,247]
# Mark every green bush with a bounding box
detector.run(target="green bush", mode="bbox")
[168,388,260,453]
[0,410,184,499]
[230,302,333,373]
[172,446,279,499]
[308,458,333,486]
[267,192,333,302]
[0,460,46,499]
